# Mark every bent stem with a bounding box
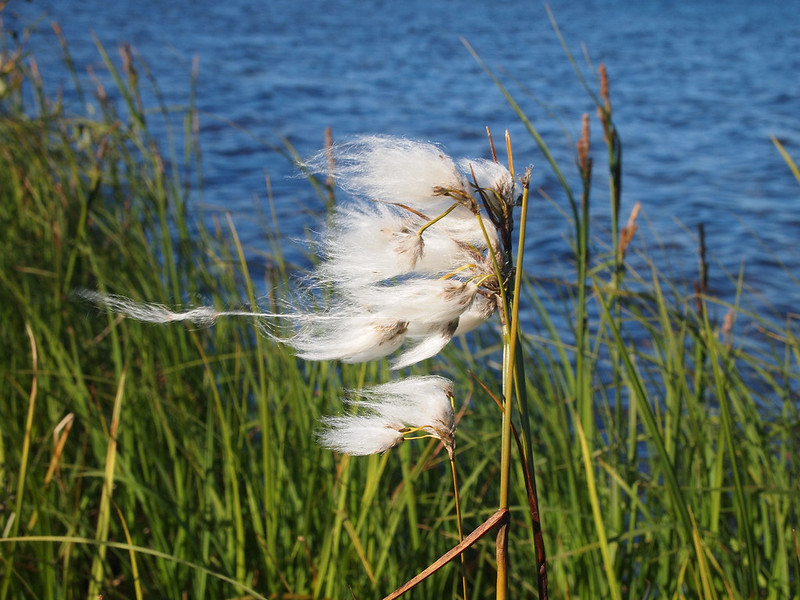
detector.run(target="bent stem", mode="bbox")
[383,509,509,600]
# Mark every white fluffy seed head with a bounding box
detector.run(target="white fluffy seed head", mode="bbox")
[306,135,473,214]
[317,415,405,455]
[357,279,478,326]
[318,376,456,455]
[315,203,478,287]
[289,313,408,363]
[458,157,516,214]
[453,292,497,336]
[363,375,455,445]
[285,278,481,367]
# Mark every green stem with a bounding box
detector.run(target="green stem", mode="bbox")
[88,368,127,600]
[449,453,468,600]
[417,202,460,236]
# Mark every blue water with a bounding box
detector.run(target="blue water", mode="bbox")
[6,0,800,320]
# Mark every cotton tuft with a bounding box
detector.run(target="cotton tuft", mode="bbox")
[317,375,456,455]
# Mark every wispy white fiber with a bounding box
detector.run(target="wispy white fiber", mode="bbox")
[317,375,455,455]
[76,290,279,328]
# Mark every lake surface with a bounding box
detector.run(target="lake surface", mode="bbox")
[6,0,800,321]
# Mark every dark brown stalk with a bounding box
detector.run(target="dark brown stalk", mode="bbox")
[486,126,499,163]
[382,509,510,600]
[510,402,548,600]
[597,64,622,232]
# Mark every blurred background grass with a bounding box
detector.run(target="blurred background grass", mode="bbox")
[1,13,799,600]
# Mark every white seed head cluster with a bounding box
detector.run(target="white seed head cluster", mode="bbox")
[292,135,515,370]
[317,375,456,456]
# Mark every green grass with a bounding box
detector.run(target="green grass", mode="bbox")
[2,15,799,600]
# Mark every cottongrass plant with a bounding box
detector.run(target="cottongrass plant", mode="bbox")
[81,132,537,599]
[9,22,800,599]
